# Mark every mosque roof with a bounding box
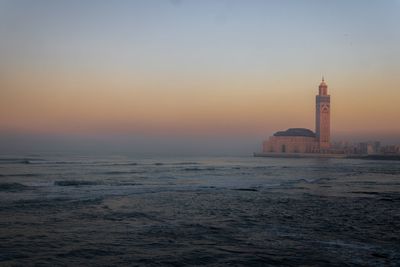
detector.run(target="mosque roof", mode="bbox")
[273,128,316,137]
[319,77,327,88]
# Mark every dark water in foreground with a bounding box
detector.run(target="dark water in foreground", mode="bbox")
[0,155,399,266]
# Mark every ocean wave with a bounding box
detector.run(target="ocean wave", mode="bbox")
[0,173,41,177]
[0,182,29,192]
[106,162,138,166]
[152,162,201,166]
[99,170,145,175]
[183,167,203,171]
[38,161,97,165]
[112,182,142,186]
[287,177,332,185]
[103,211,162,222]
[312,177,333,183]
[14,160,110,165]
[0,158,45,164]
[57,248,123,258]
[232,188,258,192]
[172,162,200,165]
[253,166,272,170]
[54,180,99,186]
[183,167,216,171]
[0,159,79,165]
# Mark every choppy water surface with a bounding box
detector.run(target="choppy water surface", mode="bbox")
[0,155,399,266]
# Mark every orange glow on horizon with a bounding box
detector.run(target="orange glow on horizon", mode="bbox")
[1,67,399,139]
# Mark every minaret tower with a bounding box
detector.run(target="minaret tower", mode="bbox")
[315,77,330,151]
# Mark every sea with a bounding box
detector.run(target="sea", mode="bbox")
[0,154,399,266]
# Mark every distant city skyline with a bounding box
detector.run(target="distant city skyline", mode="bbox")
[0,0,399,154]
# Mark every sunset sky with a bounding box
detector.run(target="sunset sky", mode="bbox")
[0,0,399,154]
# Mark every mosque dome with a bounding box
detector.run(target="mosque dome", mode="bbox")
[273,128,316,138]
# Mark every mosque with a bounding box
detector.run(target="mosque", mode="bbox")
[262,78,331,154]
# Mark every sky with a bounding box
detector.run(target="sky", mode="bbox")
[0,0,399,155]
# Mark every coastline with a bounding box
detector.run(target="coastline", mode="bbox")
[253,152,400,160]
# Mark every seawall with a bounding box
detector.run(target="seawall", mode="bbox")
[253,152,346,159]
[253,152,400,160]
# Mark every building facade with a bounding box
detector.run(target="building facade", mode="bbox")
[262,128,318,153]
[262,78,331,153]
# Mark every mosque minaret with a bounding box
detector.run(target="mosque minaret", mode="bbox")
[315,77,331,151]
[261,78,332,154]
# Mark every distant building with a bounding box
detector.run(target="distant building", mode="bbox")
[263,78,331,154]
[381,145,400,155]
[357,141,381,155]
